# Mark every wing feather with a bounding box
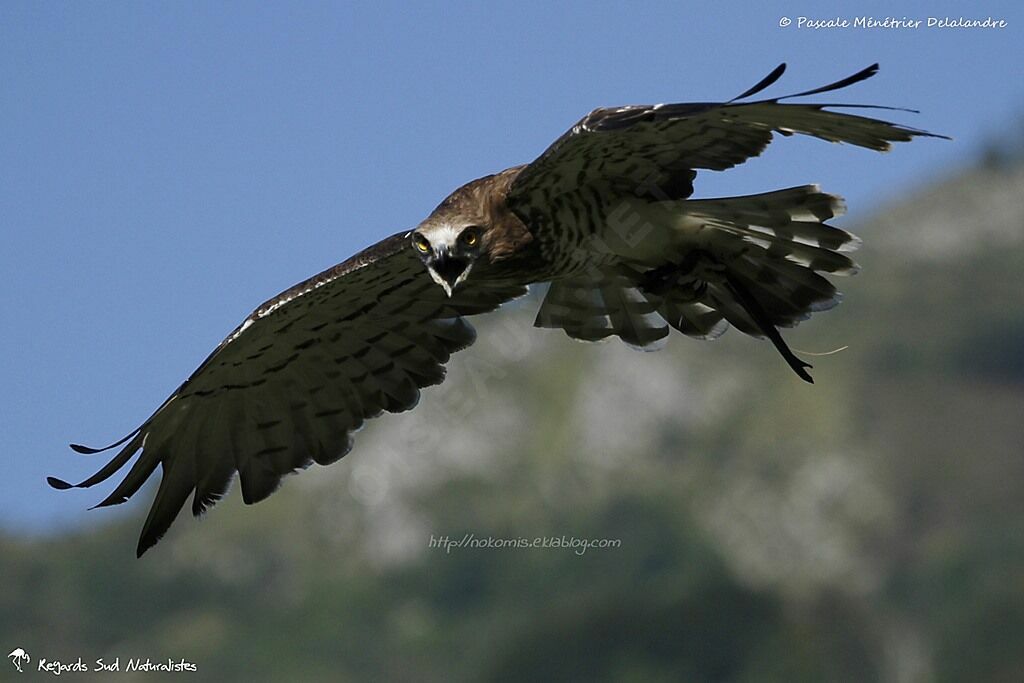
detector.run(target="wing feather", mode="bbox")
[508,64,946,214]
[507,65,943,362]
[52,231,525,555]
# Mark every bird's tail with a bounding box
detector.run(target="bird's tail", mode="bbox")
[535,270,671,350]
[534,185,860,380]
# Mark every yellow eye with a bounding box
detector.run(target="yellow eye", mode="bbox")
[413,234,430,253]
[461,227,479,247]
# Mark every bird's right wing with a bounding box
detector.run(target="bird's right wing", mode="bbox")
[508,63,947,218]
[506,64,946,378]
[50,231,526,556]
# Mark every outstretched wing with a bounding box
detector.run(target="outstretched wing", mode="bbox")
[50,232,525,556]
[507,63,947,229]
[508,64,946,377]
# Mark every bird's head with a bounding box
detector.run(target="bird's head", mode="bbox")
[410,223,485,297]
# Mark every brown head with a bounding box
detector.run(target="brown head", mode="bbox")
[409,167,530,297]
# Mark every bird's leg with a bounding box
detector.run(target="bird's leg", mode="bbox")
[721,270,815,384]
[639,250,703,296]
[638,263,681,295]
[639,250,812,382]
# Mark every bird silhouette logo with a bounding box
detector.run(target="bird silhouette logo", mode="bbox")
[8,648,30,673]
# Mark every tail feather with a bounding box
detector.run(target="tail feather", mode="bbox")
[535,185,858,380]
[597,278,669,349]
[703,282,763,336]
[685,185,860,262]
[535,276,618,343]
[731,253,841,314]
[655,299,729,340]
[687,185,845,225]
[536,272,669,350]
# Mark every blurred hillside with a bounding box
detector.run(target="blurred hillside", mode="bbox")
[3,159,1023,682]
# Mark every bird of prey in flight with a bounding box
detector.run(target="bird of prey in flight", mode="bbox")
[51,64,945,556]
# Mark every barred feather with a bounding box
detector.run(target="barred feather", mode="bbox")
[536,185,859,355]
[536,272,669,350]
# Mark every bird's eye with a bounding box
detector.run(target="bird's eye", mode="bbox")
[412,234,430,253]
[461,227,480,247]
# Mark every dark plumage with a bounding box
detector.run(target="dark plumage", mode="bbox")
[52,64,945,555]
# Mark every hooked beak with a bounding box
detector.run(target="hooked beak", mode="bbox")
[428,254,473,297]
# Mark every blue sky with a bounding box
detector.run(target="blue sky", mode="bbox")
[2,0,1021,533]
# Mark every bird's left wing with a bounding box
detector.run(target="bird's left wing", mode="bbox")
[50,231,525,556]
